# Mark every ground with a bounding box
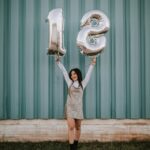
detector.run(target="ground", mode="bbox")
[0,141,150,150]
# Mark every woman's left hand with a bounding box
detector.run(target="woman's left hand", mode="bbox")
[91,57,96,65]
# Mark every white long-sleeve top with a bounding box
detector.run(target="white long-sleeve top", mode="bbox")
[56,61,95,89]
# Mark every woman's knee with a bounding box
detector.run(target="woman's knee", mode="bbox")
[68,124,75,131]
[75,124,81,131]
[75,120,81,131]
[67,118,75,131]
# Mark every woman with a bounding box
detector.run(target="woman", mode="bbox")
[56,57,96,150]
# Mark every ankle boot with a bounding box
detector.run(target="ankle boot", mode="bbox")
[70,143,75,150]
[74,140,78,150]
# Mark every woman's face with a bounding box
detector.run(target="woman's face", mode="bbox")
[71,70,78,81]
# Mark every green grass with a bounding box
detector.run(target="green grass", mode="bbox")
[0,141,150,150]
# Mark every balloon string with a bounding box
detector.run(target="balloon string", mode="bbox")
[89,55,96,59]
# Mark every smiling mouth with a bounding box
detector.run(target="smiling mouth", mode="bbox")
[72,78,77,80]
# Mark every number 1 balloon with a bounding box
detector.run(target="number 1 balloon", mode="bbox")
[76,10,110,56]
[46,8,66,56]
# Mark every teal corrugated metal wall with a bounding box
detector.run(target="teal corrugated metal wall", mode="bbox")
[0,0,150,119]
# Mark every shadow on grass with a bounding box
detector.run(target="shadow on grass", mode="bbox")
[0,141,150,150]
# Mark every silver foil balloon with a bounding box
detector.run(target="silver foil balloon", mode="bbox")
[77,10,110,56]
[46,8,66,56]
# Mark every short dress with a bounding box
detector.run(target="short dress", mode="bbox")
[57,61,95,119]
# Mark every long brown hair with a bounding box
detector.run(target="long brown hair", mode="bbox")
[69,68,83,89]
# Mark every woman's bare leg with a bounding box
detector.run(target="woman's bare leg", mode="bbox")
[75,119,82,141]
[67,118,75,144]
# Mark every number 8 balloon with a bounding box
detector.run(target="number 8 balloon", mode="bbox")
[46,8,66,56]
[76,10,110,56]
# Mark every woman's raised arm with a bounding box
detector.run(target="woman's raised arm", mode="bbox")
[82,58,96,89]
[56,59,72,87]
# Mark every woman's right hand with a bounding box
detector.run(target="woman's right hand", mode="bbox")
[55,55,60,63]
